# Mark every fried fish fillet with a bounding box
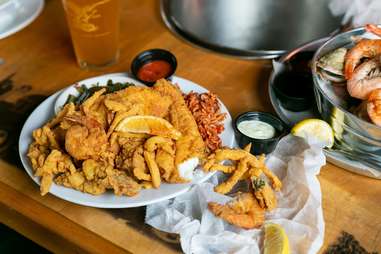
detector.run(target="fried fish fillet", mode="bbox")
[153,79,206,180]
[104,86,172,117]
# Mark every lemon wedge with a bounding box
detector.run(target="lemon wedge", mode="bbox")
[264,223,290,254]
[115,115,182,140]
[291,118,334,148]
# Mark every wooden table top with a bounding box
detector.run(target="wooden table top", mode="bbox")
[0,0,380,253]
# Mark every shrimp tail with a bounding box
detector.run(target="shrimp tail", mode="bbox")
[365,24,381,37]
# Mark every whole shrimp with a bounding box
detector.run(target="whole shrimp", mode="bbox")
[65,115,108,160]
[346,57,381,99]
[367,88,381,126]
[208,193,265,229]
[344,24,381,80]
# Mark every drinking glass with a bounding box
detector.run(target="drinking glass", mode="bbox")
[62,0,121,69]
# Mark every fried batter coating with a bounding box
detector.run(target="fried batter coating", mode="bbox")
[28,82,210,197]
[144,151,161,188]
[214,148,247,161]
[140,181,153,189]
[32,126,60,150]
[154,79,206,165]
[243,143,252,152]
[144,136,174,154]
[28,143,50,170]
[214,157,249,194]
[82,159,108,180]
[208,193,265,229]
[81,88,106,115]
[132,146,151,181]
[251,176,277,211]
[33,149,76,195]
[106,105,144,137]
[103,99,128,112]
[48,103,76,128]
[105,86,172,117]
[106,169,141,196]
[64,115,108,161]
[156,148,175,181]
[209,164,236,173]
[202,154,216,171]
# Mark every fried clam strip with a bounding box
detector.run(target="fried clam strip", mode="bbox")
[204,147,282,192]
[144,136,177,183]
[132,146,151,181]
[214,157,249,194]
[208,193,265,229]
[144,151,161,188]
[248,154,282,191]
[203,144,251,173]
[155,149,176,181]
[209,164,236,174]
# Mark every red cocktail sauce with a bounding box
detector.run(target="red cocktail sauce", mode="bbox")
[137,60,172,82]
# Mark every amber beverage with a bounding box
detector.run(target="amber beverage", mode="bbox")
[62,0,121,69]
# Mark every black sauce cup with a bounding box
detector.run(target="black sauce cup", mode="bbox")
[234,112,288,155]
[131,48,177,86]
[272,71,314,112]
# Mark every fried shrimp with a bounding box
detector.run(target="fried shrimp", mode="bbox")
[251,176,277,211]
[64,115,108,160]
[208,193,265,229]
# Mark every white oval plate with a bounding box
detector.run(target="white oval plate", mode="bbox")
[0,0,44,40]
[19,73,236,208]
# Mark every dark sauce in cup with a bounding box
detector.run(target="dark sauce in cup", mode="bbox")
[272,51,315,112]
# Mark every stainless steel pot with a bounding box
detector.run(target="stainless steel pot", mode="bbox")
[312,27,381,166]
[161,0,342,59]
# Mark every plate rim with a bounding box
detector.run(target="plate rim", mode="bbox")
[19,73,235,208]
[0,0,44,40]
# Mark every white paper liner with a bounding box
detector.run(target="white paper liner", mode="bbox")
[146,135,325,254]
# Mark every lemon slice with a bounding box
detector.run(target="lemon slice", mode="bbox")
[264,223,290,254]
[291,118,334,148]
[115,115,182,140]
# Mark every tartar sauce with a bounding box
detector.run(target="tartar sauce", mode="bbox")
[237,120,275,139]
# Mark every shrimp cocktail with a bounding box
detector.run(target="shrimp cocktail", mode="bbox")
[316,24,381,127]
[62,0,121,69]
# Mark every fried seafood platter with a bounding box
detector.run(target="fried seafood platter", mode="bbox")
[19,75,235,208]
